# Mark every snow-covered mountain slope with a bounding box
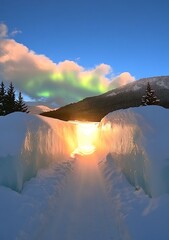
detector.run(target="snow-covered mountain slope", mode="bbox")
[28,105,54,114]
[41,76,169,121]
[107,75,169,96]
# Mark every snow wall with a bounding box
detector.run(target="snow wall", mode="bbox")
[99,106,169,197]
[0,113,77,191]
[0,106,169,196]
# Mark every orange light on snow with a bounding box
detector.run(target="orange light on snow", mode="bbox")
[71,121,98,157]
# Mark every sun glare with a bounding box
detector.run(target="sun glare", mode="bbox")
[71,121,98,157]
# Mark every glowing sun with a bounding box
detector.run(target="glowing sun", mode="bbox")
[71,121,98,157]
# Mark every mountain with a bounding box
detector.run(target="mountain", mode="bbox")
[28,105,54,114]
[41,76,169,122]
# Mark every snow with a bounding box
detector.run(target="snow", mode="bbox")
[40,155,124,240]
[107,92,117,96]
[28,105,54,114]
[0,113,77,191]
[0,160,74,239]
[0,106,169,239]
[157,79,169,89]
[100,106,169,197]
[107,76,169,97]
[132,85,141,91]
[100,154,169,240]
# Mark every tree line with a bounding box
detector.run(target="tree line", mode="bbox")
[0,81,29,116]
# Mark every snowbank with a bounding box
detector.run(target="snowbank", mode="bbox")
[0,160,74,240]
[100,154,169,240]
[99,106,169,197]
[0,113,76,191]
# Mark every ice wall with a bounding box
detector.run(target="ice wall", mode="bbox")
[99,106,169,197]
[99,110,151,195]
[0,113,77,191]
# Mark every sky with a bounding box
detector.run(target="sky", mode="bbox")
[0,0,168,107]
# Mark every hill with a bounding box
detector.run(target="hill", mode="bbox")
[28,105,54,114]
[41,76,169,122]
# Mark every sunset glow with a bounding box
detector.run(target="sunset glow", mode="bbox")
[71,122,99,157]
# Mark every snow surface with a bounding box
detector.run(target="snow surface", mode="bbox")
[0,160,74,239]
[100,154,169,240]
[107,76,169,97]
[40,154,127,240]
[28,105,54,114]
[0,106,169,239]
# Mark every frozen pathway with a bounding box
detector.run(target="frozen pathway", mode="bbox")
[39,154,130,240]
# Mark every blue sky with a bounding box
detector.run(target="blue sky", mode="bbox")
[0,0,169,106]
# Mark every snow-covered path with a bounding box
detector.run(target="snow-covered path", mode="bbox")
[39,154,130,240]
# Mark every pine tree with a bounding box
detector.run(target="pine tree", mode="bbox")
[0,81,6,115]
[0,82,29,115]
[141,82,160,106]
[16,92,29,113]
[5,82,16,114]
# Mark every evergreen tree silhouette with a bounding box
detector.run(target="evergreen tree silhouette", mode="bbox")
[5,82,16,114]
[0,82,29,115]
[141,82,160,106]
[16,92,29,113]
[0,81,6,115]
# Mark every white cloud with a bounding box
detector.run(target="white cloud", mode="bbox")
[0,23,8,38]
[94,63,112,75]
[10,29,22,37]
[108,72,135,90]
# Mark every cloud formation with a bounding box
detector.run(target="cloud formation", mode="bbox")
[108,72,135,89]
[10,29,22,37]
[0,23,22,39]
[0,23,8,38]
[0,23,135,106]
